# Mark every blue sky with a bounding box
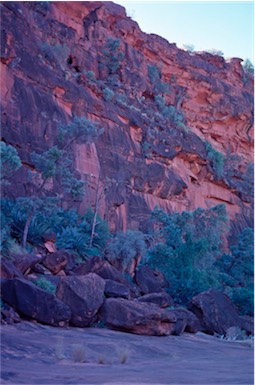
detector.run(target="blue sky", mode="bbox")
[115,1,254,63]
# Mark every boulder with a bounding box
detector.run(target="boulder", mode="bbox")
[188,289,242,335]
[74,256,140,297]
[13,254,43,275]
[42,250,68,274]
[135,265,169,295]
[99,297,176,336]
[1,303,21,324]
[104,279,130,299]
[167,308,201,335]
[56,273,105,327]
[137,292,174,308]
[239,315,254,336]
[0,259,23,279]
[1,278,71,326]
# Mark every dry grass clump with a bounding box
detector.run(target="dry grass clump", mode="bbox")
[72,344,86,363]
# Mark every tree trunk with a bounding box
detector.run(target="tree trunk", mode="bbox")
[89,170,101,249]
[22,208,34,249]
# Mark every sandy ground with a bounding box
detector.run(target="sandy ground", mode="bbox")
[0,321,253,385]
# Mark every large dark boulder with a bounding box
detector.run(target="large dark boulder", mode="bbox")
[188,289,242,335]
[42,250,68,274]
[135,265,169,294]
[56,273,105,327]
[167,308,201,335]
[99,297,176,336]
[0,259,23,279]
[13,254,43,275]
[74,256,140,297]
[104,279,130,299]
[1,278,71,326]
[137,292,174,308]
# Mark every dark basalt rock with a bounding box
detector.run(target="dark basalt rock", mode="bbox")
[99,297,176,336]
[1,278,71,326]
[56,273,105,327]
[188,289,242,335]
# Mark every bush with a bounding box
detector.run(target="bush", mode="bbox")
[0,141,21,185]
[147,205,228,304]
[102,38,124,76]
[217,227,254,315]
[105,230,146,273]
[205,141,225,178]
[33,277,56,295]
[103,87,114,101]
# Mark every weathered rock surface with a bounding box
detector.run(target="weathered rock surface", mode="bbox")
[0,258,23,279]
[13,254,42,275]
[99,297,176,336]
[188,289,243,335]
[137,291,173,308]
[0,1,253,236]
[1,278,71,326]
[104,279,130,299]
[167,308,201,335]
[135,265,169,294]
[75,256,140,297]
[42,250,68,275]
[1,322,253,385]
[56,273,105,327]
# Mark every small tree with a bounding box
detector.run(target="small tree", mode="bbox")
[105,230,146,274]
[20,116,103,247]
[0,141,21,185]
[147,205,229,303]
[101,38,124,76]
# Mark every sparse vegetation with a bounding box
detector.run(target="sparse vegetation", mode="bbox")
[72,344,86,363]
[101,38,124,76]
[33,277,56,295]
[204,140,225,178]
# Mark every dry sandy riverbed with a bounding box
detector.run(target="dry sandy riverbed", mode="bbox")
[1,321,253,385]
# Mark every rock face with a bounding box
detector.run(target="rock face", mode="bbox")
[75,256,140,297]
[188,289,243,335]
[99,297,176,336]
[56,273,105,327]
[42,251,68,275]
[1,278,71,326]
[137,292,173,308]
[167,308,201,335]
[135,265,169,294]
[0,1,253,236]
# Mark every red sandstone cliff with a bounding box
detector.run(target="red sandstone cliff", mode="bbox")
[1,1,254,235]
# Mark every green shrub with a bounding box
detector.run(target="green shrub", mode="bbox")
[205,141,225,178]
[103,87,114,101]
[33,277,56,295]
[105,230,146,273]
[102,38,124,76]
[147,205,228,304]
[0,141,21,185]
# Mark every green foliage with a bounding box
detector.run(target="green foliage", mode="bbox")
[0,141,21,185]
[205,141,225,178]
[1,198,109,262]
[106,230,146,273]
[56,208,109,262]
[147,205,228,304]
[242,59,254,76]
[154,96,185,126]
[217,228,254,315]
[102,38,124,76]
[58,116,103,146]
[33,277,56,295]
[147,64,170,94]
[103,87,115,101]
[31,146,63,180]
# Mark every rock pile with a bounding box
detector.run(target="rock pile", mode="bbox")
[1,253,253,337]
